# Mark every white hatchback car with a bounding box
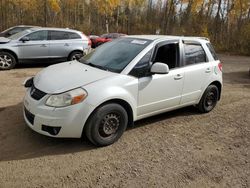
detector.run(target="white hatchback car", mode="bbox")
[23,35,223,146]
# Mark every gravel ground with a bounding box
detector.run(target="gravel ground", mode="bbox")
[0,54,249,188]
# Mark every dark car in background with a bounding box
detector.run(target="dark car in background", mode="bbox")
[0,25,39,38]
[90,33,126,48]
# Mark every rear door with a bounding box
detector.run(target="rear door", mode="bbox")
[18,30,49,60]
[180,41,212,104]
[48,30,83,60]
[48,30,71,60]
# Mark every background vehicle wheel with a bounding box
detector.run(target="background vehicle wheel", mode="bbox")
[0,52,16,70]
[68,51,83,61]
[84,103,128,146]
[96,42,103,47]
[198,85,219,113]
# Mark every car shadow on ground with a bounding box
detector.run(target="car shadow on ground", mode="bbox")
[131,106,200,130]
[14,61,63,69]
[0,102,95,162]
[0,102,201,162]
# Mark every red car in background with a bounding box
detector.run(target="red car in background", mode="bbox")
[89,33,127,48]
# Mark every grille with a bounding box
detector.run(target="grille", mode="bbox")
[24,107,35,125]
[30,85,47,100]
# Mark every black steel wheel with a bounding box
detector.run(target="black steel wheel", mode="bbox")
[198,85,219,113]
[84,103,128,146]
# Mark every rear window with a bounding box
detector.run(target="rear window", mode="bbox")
[206,43,218,60]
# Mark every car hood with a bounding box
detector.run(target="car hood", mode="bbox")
[34,61,116,94]
[0,37,11,44]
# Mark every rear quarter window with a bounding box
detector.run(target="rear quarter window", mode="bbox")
[206,43,219,60]
[68,32,81,39]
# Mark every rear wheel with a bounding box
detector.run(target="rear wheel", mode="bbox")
[0,52,16,70]
[198,85,219,113]
[68,51,83,61]
[96,42,103,47]
[84,103,128,146]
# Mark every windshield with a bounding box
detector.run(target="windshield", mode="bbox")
[80,38,151,73]
[8,30,31,40]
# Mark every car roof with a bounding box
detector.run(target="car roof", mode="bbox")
[15,25,39,28]
[126,35,210,43]
[32,27,81,33]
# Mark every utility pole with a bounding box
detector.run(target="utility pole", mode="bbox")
[0,0,3,30]
[44,0,47,26]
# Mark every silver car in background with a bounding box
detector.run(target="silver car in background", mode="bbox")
[0,27,91,70]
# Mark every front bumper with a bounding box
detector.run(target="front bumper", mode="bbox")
[23,87,94,138]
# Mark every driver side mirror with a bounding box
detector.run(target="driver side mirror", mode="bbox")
[20,37,30,43]
[150,62,169,74]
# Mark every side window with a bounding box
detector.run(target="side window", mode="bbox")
[184,43,207,65]
[68,32,81,39]
[25,30,48,41]
[206,43,218,60]
[129,50,152,78]
[50,31,70,40]
[8,27,26,35]
[153,43,179,69]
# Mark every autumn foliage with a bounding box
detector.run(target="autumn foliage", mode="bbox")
[0,0,249,55]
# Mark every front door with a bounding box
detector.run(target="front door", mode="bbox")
[18,30,49,60]
[137,42,184,117]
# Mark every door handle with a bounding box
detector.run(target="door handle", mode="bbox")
[205,68,211,73]
[40,44,47,47]
[174,74,183,80]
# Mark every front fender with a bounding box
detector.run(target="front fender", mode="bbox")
[84,76,138,120]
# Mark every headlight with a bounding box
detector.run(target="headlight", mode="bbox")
[46,88,87,107]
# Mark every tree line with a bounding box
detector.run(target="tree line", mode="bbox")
[0,0,250,55]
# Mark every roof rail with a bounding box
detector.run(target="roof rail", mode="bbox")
[198,37,210,41]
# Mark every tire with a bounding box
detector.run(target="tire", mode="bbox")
[84,103,128,146]
[96,42,103,47]
[198,85,219,113]
[68,51,83,61]
[0,51,17,70]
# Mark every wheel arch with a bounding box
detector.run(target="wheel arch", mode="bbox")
[100,99,134,127]
[209,81,222,100]
[0,49,18,63]
[67,50,84,60]
[82,98,134,138]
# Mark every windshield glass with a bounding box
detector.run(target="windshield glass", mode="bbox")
[8,30,31,40]
[80,38,151,73]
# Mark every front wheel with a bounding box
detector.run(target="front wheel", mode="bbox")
[0,52,17,70]
[84,103,128,146]
[198,85,219,113]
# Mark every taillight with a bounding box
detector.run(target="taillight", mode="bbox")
[88,39,92,47]
[218,62,222,72]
